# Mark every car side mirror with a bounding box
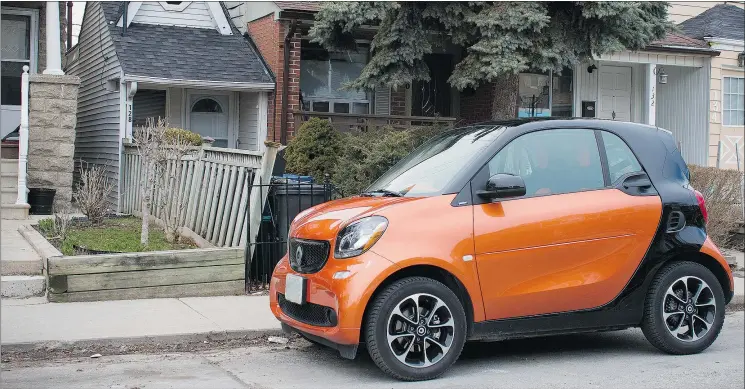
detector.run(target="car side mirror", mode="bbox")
[477,173,526,200]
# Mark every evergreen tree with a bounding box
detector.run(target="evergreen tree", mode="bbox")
[309,2,671,119]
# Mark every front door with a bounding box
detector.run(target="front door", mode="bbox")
[189,94,230,147]
[598,66,631,121]
[411,54,453,117]
[472,128,661,320]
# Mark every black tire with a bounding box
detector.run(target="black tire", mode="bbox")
[365,277,467,381]
[641,261,725,355]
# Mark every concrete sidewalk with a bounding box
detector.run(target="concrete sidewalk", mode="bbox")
[1,295,281,347]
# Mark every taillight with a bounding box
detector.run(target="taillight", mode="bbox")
[694,189,708,224]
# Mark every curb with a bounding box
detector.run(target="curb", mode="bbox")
[0,328,285,354]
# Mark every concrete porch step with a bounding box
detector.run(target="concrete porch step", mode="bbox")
[2,187,18,204]
[1,203,30,220]
[2,171,18,189]
[1,158,18,174]
[1,275,45,298]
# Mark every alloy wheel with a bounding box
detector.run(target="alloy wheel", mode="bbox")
[662,276,717,342]
[386,293,455,368]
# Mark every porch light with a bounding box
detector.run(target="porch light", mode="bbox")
[656,67,668,84]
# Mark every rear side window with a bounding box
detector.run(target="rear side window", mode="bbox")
[488,129,605,197]
[601,131,643,184]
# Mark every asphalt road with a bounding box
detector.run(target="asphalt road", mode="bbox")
[3,312,743,389]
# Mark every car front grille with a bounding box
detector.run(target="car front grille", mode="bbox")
[288,238,330,274]
[278,293,337,327]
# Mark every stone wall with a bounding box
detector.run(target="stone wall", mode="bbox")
[27,74,80,210]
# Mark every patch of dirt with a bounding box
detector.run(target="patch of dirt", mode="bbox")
[0,332,305,366]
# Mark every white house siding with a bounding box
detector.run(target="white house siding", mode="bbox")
[168,87,184,128]
[656,64,711,166]
[238,92,259,150]
[132,2,216,29]
[66,2,122,206]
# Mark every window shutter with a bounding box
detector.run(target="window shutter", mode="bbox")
[375,86,390,115]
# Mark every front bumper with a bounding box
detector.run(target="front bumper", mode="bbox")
[269,249,398,346]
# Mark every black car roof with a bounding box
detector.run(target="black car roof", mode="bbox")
[440,118,680,195]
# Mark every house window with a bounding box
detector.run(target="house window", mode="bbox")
[159,2,190,11]
[300,40,370,114]
[517,68,574,118]
[1,13,31,106]
[723,77,744,126]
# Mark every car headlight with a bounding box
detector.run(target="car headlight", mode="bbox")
[334,216,388,259]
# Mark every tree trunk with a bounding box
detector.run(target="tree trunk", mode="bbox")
[140,161,150,246]
[490,73,520,120]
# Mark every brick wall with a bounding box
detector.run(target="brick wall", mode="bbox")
[247,16,301,143]
[459,84,495,124]
[390,88,407,116]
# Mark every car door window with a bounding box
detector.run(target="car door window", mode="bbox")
[601,131,643,184]
[488,129,605,197]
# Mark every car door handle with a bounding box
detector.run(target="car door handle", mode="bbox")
[623,175,652,189]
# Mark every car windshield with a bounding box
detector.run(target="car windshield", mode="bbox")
[365,125,505,197]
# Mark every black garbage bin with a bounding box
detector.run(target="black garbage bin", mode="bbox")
[273,181,329,248]
[28,188,56,215]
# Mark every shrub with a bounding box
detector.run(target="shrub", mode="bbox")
[165,127,202,146]
[688,164,744,250]
[284,118,343,181]
[332,125,444,196]
[74,162,114,225]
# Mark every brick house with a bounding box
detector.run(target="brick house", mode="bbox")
[227,2,731,170]
[225,2,456,144]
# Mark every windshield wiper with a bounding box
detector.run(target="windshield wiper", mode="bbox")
[360,189,403,197]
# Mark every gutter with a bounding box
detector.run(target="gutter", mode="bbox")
[644,45,721,56]
[121,75,275,91]
[280,20,299,145]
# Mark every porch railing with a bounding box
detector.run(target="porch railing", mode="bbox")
[16,66,30,206]
[292,111,457,133]
[121,143,270,247]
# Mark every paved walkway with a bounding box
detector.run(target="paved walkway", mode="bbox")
[1,295,280,346]
[0,217,44,275]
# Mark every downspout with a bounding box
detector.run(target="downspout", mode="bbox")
[66,2,73,51]
[280,20,298,145]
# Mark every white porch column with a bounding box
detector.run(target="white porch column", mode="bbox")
[43,1,65,75]
[644,63,656,126]
[16,66,30,205]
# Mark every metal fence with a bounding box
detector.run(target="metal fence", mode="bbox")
[244,177,342,291]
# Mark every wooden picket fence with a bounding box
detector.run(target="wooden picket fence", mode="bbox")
[120,142,273,247]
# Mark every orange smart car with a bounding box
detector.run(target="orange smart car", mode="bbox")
[269,119,734,381]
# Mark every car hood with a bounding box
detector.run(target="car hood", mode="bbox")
[289,196,420,241]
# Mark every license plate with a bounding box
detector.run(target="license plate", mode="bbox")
[285,274,306,305]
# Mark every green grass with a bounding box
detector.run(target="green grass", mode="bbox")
[42,217,197,256]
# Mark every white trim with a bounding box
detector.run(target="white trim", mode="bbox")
[722,75,745,128]
[705,37,745,52]
[644,63,656,126]
[119,75,127,139]
[2,6,39,73]
[116,2,143,28]
[121,75,274,91]
[257,92,269,152]
[159,1,191,12]
[205,1,233,36]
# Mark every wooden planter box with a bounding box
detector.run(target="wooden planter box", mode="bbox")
[47,247,245,302]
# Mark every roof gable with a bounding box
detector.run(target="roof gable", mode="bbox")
[114,1,233,36]
[679,4,745,42]
[98,2,274,85]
